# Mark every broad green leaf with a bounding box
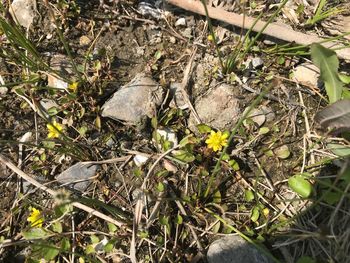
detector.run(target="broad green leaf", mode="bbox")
[322,191,342,205]
[310,43,343,103]
[212,190,221,203]
[327,143,350,157]
[90,235,99,244]
[85,244,95,254]
[173,150,195,163]
[288,175,312,198]
[22,228,50,240]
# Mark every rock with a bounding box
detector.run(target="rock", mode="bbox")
[134,154,149,167]
[189,84,242,132]
[56,162,99,192]
[79,35,91,46]
[292,62,320,87]
[175,17,186,27]
[245,108,266,127]
[48,54,73,90]
[37,99,58,119]
[260,105,275,122]
[10,0,36,29]
[169,82,188,110]
[138,0,162,20]
[101,73,164,124]
[207,235,273,263]
[251,57,264,69]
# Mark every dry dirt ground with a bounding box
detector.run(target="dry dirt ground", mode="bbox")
[0,0,349,262]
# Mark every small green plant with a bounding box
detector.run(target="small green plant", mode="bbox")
[305,0,344,26]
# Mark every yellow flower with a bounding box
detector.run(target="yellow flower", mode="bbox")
[68,82,79,93]
[205,130,228,152]
[47,119,63,138]
[27,207,44,227]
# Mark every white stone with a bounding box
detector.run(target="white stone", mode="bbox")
[10,0,36,29]
[133,155,149,167]
[175,17,186,27]
[292,62,320,87]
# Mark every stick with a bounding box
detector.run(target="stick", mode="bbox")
[167,0,350,60]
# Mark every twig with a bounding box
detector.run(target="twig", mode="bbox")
[167,0,350,60]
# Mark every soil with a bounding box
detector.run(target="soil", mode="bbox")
[0,0,348,262]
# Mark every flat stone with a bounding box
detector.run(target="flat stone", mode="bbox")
[207,235,273,263]
[10,0,36,29]
[189,84,242,131]
[292,62,320,87]
[48,54,73,90]
[169,82,188,110]
[56,162,99,192]
[101,73,164,124]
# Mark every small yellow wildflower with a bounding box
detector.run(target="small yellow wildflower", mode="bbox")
[68,82,79,93]
[47,119,63,138]
[263,208,270,217]
[27,207,44,227]
[205,130,228,152]
[207,34,214,42]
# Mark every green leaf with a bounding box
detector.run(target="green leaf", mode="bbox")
[157,182,165,192]
[22,228,50,240]
[339,73,350,84]
[107,223,118,233]
[288,175,312,198]
[159,215,169,226]
[85,244,95,255]
[310,43,343,103]
[51,222,62,233]
[173,150,195,163]
[196,123,212,133]
[104,241,115,253]
[274,145,290,159]
[174,214,183,225]
[245,190,255,202]
[61,237,71,251]
[228,159,240,170]
[212,190,221,203]
[327,143,350,157]
[259,127,270,135]
[322,191,342,205]
[251,206,260,222]
[90,235,99,244]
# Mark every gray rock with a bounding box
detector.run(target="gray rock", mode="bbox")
[189,84,242,131]
[10,0,36,29]
[207,235,273,263]
[138,0,162,20]
[101,73,164,124]
[251,57,264,69]
[181,28,192,39]
[56,162,99,192]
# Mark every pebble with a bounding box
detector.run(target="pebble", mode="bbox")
[207,235,273,263]
[48,54,73,90]
[175,17,186,27]
[251,57,264,69]
[37,99,58,119]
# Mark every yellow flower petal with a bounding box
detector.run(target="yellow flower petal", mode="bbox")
[47,120,63,138]
[205,130,229,152]
[27,207,44,227]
